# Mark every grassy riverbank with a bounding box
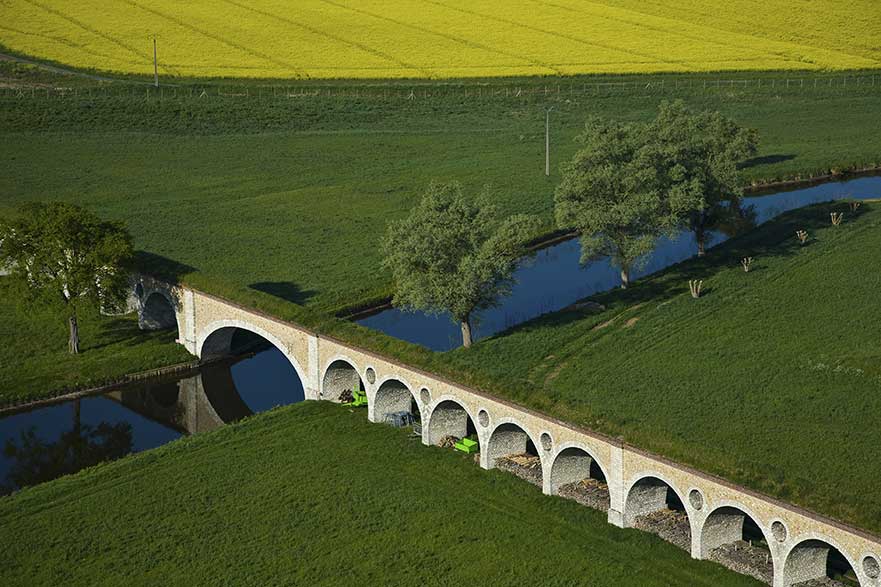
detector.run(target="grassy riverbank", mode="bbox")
[437,201,881,534]
[0,278,192,404]
[2,63,880,314]
[0,400,760,587]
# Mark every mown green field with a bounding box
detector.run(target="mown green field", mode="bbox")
[0,400,760,587]
[436,202,881,534]
[0,277,192,402]
[2,0,880,79]
[2,66,880,315]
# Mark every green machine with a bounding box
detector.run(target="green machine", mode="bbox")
[454,436,479,454]
[345,386,368,408]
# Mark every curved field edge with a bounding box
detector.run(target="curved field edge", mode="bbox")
[1,0,880,80]
[0,401,760,587]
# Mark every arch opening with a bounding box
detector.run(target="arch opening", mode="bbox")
[487,422,542,488]
[550,446,609,511]
[427,399,477,449]
[198,327,305,416]
[321,359,364,403]
[374,379,420,429]
[139,292,177,331]
[784,539,860,587]
[701,506,773,585]
[625,476,691,551]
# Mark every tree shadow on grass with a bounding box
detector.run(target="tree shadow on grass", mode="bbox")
[133,251,197,283]
[740,153,796,169]
[249,281,316,305]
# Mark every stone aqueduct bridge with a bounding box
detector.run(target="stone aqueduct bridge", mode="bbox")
[138,279,881,587]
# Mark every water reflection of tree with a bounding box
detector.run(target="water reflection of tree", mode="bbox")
[1,399,133,494]
[715,199,758,239]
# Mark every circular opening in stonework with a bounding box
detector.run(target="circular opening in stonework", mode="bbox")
[771,521,787,543]
[365,368,376,384]
[420,387,430,406]
[135,283,144,298]
[864,556,880,579]
[477,409,489,428]
[540,432,552,451]
[688,489,703,510]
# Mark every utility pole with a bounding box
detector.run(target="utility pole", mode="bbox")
[545,106,554,176]
[153,37,159,88]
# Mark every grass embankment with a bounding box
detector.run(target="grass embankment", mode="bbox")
[2,64,880,317]
[0,400,760,587]
[2,0,880,78]
[436,201,881,534]
[0,278,192,403]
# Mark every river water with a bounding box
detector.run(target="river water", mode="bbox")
[357,175,881,351]
[0,344,303,495]
[1,175,878,493]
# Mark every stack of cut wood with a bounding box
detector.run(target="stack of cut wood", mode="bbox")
[438,435,459,448]
[338,389,354,403]
[502,453,541,468]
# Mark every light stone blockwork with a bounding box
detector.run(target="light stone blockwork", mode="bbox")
[147,283,881,587]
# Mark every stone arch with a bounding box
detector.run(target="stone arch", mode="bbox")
[426,397,478,446]
[624,474,692,551]
[321,357,364,403]
[196,320,308,390]
[139,290,178,331]
[372,377,419,424]
[485,419,544,487]
[548,444,610,511]
[783,536,862,587]
[700,503,774,584]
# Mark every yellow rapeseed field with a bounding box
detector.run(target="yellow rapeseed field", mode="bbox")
[1,0,879,78]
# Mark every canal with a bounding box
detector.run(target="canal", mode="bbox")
[1,175,878,494]
[357,175,881,350]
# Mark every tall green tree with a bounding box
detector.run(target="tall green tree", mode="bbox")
[650,100,759,256]
[0,202,134,354]
[555,116,699,288]
[382,183,539,347]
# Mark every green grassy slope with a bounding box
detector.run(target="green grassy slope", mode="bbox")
[438,202,881,533]
[0,278,192,402]
[0,401,760,587]
[2,70,880,314]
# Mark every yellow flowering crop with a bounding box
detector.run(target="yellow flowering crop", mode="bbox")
[1,0,879,79]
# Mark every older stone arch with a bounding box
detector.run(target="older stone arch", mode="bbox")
[783,536,862,587]
[371,377,419,425]
[197,320,308,391]
[139,290,178,331]
[426,398,478,446]
[321,357,364,403]
[624,474,692,551]
[700,504,774,584]
[548,444,610,511]
[485,420,544,487]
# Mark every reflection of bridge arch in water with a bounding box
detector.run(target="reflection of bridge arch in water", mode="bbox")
[112,347,304,435]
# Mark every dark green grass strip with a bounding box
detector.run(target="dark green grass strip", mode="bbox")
[0,401,761,587]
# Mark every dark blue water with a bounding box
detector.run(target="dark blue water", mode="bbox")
[0,345,304,494]
[358,176,881,351]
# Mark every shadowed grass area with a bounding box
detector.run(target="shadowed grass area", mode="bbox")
[437,201,881,533]
[0,277,192,402]
[0,401,761,587]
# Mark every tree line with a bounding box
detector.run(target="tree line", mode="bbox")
[383,100,758,347]
[0,100,757,354]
